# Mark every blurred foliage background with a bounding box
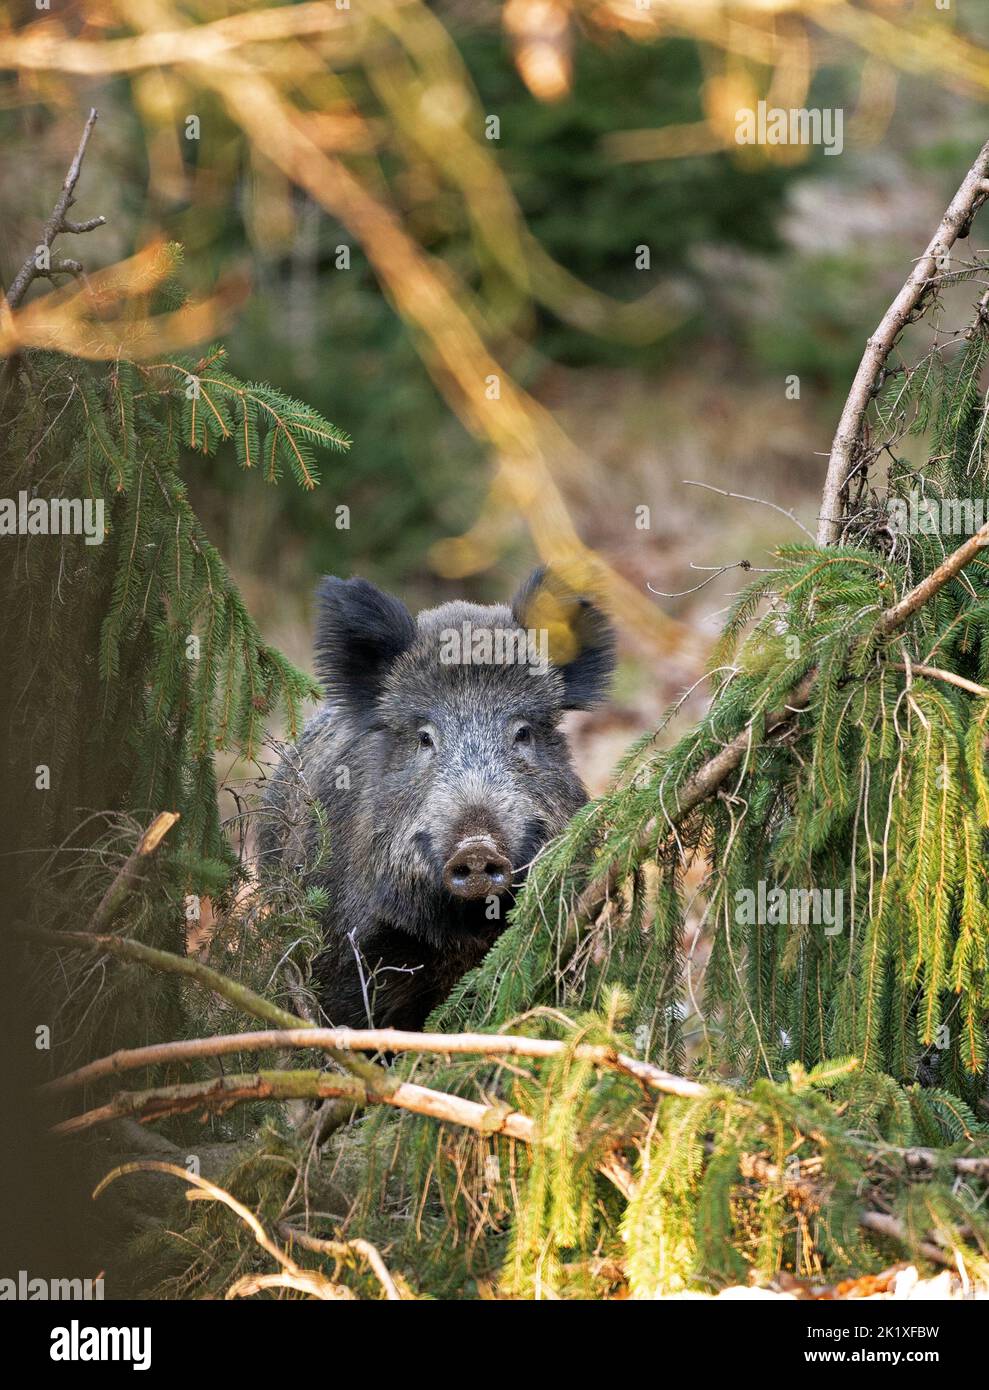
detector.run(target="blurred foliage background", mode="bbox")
[2,0,989,784]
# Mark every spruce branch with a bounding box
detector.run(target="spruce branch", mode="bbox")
[571,672,818,932]
[140,354,351,487]
[817,136,989,546]
[5,108,106,311]
[573,520,989,934]
[880,520,989,631]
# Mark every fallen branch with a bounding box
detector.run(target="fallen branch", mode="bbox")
[52,1068,538,1145]
[899,1148,989,1181]
[63,1069,989,1251]
[817,137,989,546]
[225,1271,353,1300]
[23,924,646,1196]
[278,1226,402,1301]
[5,107,106,311]
[55,1065,638,1202]
[40,1025,708,1101]
[95,1161,350,1301]
[858,1212,954,1270]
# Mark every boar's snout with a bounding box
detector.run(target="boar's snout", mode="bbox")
[442,835,513,901]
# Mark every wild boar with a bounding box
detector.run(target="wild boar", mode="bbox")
[260,568,614,1030]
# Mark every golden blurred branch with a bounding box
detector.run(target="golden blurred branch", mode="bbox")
[204,55,689,650]
[5,0,984,651]
[0,2,363,75]
[0,242,249,359]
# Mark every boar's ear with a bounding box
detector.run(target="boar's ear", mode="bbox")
[511,567,616,710]
[314,576,416,713]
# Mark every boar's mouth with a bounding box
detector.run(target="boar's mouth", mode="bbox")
[358,819,551,940]
[418,819,549,896]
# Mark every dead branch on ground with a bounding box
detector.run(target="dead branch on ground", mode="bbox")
[95,1161,352,1300]
[40,1024,708,1101]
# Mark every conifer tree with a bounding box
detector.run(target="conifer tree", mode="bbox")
[1,119,349,1068]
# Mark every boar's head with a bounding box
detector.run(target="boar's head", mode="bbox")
[312,568,615,947]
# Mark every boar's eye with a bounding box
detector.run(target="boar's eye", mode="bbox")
[513,724,533,746]
[417,728,436,750]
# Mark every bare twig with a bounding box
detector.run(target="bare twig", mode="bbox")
[683,479,815,540]
[40,1025,708,1100]
[891,660,989,699]
[5,108,105,311]
[12,923,385,1089]
[817,137,989,545]
[647,560,753,599]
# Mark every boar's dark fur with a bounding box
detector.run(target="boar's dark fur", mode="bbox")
[259,568,615,1031]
